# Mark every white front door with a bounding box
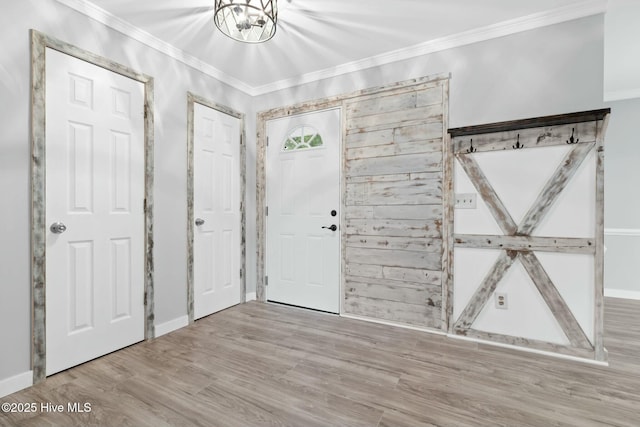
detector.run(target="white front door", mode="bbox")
[45,48,145,375]
[193,103,242,319]
[266,108,341,313]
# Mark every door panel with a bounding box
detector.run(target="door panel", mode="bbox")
[266,108,341,313]
[193,103,241,319]
[45,48,145,375]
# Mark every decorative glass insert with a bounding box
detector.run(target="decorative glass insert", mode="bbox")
[282,126,323,151]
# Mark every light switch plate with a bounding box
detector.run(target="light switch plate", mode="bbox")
[455,193,477,209]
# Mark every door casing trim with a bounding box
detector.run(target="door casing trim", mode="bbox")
[186,92,247,323]
[30,30,155,384]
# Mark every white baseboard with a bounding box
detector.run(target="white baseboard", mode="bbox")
[604,289,640,300]
[245,292,257,302]
[155,315,189,338]
[0,371,33,398]
[447,334,608,367]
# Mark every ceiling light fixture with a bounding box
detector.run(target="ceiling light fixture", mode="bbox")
[214,0,278,43]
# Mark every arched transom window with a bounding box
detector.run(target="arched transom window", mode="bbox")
[282,125,324,151]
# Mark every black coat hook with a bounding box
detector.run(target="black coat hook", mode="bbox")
[466,139,476,153]
[512,134,524,149]
[566,128,579,144]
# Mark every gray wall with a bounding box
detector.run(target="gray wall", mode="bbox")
[603,97,640,294]
[251,15,604,123]
[0,0,250,382]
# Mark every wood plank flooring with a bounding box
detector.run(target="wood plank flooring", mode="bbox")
[2,297,640,426]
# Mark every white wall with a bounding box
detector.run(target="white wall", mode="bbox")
[604,0,640,101]
[0,0,250,389]
[603,97,640,297]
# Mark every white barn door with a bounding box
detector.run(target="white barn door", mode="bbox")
[266,108,341,313]
[45,48,145,375]
[193,103,242,319]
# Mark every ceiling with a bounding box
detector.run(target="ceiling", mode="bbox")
[74,0,604,94]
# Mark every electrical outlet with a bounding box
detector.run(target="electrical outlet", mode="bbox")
[495,292,508,309]
[455,193,477,209]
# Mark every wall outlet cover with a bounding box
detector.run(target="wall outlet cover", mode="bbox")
[495,292,508,309]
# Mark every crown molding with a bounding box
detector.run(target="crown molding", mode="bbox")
[54,0,254,94]
[55,0,607,97]
[251,0,608,95]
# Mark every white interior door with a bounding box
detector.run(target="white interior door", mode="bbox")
[193,103,241,319]
[45,48,145,375]
[266,108,341,313]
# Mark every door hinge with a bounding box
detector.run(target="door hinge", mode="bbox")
[144,291,147,306]
[265,206,269,216]
[266,137,269,147]
[240,269,243,279]
[143,198,147,213]
[265,276,269,286]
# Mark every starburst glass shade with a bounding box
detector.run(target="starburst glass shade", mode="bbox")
[214,0,278,43]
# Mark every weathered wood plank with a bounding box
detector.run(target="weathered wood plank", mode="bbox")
[345,274,431,289]
[345,219,442,238]
[345,86,442,119]
[518,143,595,235]
[344,205,374,219]
[346,179,442,206]
[373,204,442,220]
[345,280,442,306]
[455,154,518,235]
[345,247,441,270]
[518,251,592,349]
[594,114,609,361]
[408,172,441,181]
[453,251,519,330]
[394,122,444,143]
[346,138,442,160]
[440,80,452,332]
[453,234,595,254]
[345,183,368,205]
[449,109,609,137]
[346,91,417,119]
[416,86,444,107]
[346,173,412,183]
[345,263,383,279]
[382,267,442,285]
[452,121,597,154]
[345,128,394,148]
[347,152,442,176]
[457,328,596,360]
[347,105,443,132]
[345,235,442,252]
[443,123,455,334]
[344,295,443,329]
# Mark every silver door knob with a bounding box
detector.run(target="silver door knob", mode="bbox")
[195,218,205,226]
[50,222,67,234]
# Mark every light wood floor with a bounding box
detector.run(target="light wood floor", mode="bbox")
[2,298,639,426]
